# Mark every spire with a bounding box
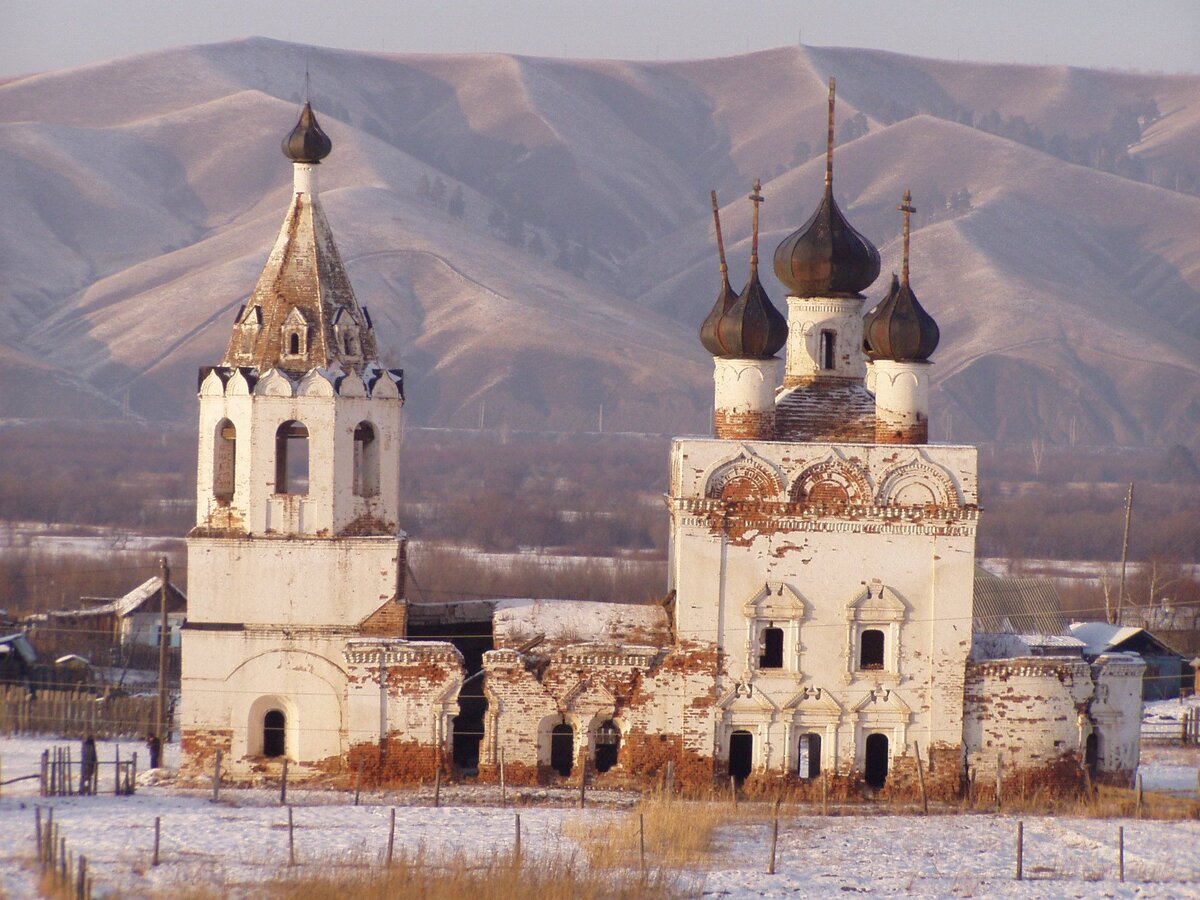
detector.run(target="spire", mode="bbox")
[705,180,787,360]
[772,77,880,297]
[222,104,377,376]
[699,191,739,356]
[862,190,940,362]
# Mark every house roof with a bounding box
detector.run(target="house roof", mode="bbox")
[50,577,186,620]
[973,568,1067,635]
[0,632,37,665]
[1068,621,1186,658]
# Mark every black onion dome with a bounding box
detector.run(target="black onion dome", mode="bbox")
[773,187,881,297]
[863,273,940,361]
[282,102,332,163]
[714,269,788,359]
[699,275,739,356]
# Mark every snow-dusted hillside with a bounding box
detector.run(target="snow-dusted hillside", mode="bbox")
[1,38,1198,441]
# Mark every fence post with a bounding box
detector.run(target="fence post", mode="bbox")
[153,816,161,867]
[113,747,120,796]
[768,812,779,875]
[387,808,395,866]
[639,813,646,870]
[913,742,928,815]
[1135,771,1143,819]
[211,749,222,803]
[35,806,42,860]
[578,761,586,809]
[666,760,675,800]
[354,758,363,806]
[821,769,828,816]
[280,759,288,806]
[1118,825,1124,883]
[514,812,521,864]
[1015,820,1024,880]
[130,753,137,795]
[40,750,48,797]
[434,767,441,808]
[730,774,737,807]
[76,853,86,900]
[995,753,1003,810]
[499,748,506,808]
[287,805,295,866]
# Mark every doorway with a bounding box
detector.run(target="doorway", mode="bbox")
[729,730,753,785]
[550,723,575,777]
[864,732,888,789]
[263,709,286,758]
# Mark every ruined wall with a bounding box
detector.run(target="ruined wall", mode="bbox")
[963,658,1093,791]
[342,639,464,785]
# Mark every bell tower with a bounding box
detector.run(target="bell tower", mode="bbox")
[182,102,407,771]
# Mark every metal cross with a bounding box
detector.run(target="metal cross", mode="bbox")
[825,77,836,188]
[748,179,765,269]
[898,190,916,284]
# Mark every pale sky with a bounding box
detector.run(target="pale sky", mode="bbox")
[2,0,1198,79]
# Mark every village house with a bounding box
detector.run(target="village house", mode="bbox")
[180,85,1145,797]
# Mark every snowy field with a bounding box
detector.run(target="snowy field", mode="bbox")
[2,737,1199,898]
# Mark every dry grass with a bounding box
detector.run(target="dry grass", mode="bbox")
[231,845,683,900]
[566,794,778,871]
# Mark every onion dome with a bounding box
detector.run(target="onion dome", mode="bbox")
[706,180,788,359]
[282,102,332,163]
[863,191,940,361]
[772,77,880,297]
[700,191,740,355]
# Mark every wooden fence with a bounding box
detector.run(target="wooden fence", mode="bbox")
[0,687,158,739]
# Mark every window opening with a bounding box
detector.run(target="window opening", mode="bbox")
[820,330,836,370]
[213,420,236,502]
[860,629,885,670]
[799,732,822,779]
[352,421,380,497]
[289,332,301,355]
[550,723,575,777]
[263,709,286,758]
[594,720,620,773]
[864,733,889,789]
[759,626,784,669]
[729,730,753,785]
[275,421,309,495]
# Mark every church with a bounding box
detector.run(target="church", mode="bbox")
[180,83,1145,797]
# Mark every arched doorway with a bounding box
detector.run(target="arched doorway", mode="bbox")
[263,709,286,758]
[550,723,575,777]
[799,732,822,779]
[594,720,620,773]
[729,730,754,785]
[1084,732,1099,777]
[864,733,889,789]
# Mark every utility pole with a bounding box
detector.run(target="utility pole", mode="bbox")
[157,556,170,742]
[1116,482,1134,625]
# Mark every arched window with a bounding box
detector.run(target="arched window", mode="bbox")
[594,720,620,773]
[860,629,885,670]
[820,330,836,370]
[289,333,301,355]
[864,733,889,789]
[798,733,821,779]
[213,419,236,502]
[729,730,753,785]
[550,723,575,777]
[275,420,309,495]
[353,421,380,497]
[759,627,784,669]
[263,709,286,758]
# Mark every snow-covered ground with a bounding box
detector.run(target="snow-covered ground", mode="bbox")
[1,736,1198,898]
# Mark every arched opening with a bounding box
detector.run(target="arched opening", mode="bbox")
[799,732,822,779]
[820,330,836,370]
[729,730,753,785]
[263,709,286,758]
[213,419,236,502]
[550,723,575,777]
[353,421,380,497]
[759,626,784,669]
[275,420,309,495]
[860,629,885,670]
[805,479,850,505]
[594,720,620,773]
[864,733,889,789]
[289,332,301,355]
[1084,732,1099,777]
